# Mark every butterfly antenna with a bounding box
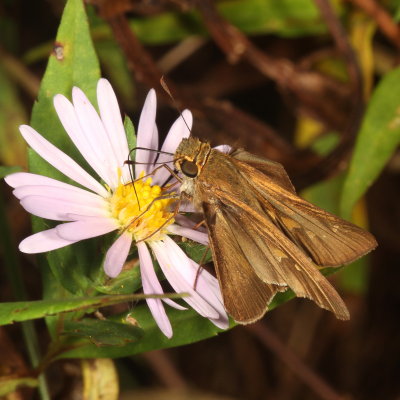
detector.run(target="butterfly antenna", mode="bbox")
[160,76,192,136]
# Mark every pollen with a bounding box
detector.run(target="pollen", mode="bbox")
[109,172,175,242]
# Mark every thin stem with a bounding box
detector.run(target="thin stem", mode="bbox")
[0,45,40,99]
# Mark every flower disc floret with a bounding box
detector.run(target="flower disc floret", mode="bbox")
[109,174,175,242]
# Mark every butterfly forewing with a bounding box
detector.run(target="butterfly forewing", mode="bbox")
[231,158,377,266]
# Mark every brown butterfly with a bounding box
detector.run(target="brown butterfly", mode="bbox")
[173,137,377,323]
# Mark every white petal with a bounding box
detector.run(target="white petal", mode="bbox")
[19,228,77,253]
[97,79,130,176]
[153,110,192,185]
[188,259,229,329]
[135,89,157,177]
[54,94,113,188]
[104,232,132,277]
[138,242,186,311]
[4,173,106,198]
[72,87,120,189]
[56,218,117,241]
[138,242,173,338]
[214,144,232,154]
[20,195,108,221]
[13,185,107,209]
[167,224,209,245]
[19,125,108,197]
[147,124,159,167]
[151,238,219,319]
[174,214,206,232]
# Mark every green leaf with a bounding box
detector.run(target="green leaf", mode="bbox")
[27,0,102,299]
[57,304,230,358]
[124,115,137,153]
[63,318,143,345]
[0,377,38,396]
[30,0,100,173]
[179,241,212,264]
[129,0,340,44]
[394,3,400,22]
[94,258,142,295]
[341,66,400,219]
[0,165,22,179]
[0,293,184,326]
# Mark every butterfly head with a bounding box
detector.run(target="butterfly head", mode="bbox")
[174,137,211,179]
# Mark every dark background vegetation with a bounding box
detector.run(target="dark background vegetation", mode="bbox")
[1,0,400,399]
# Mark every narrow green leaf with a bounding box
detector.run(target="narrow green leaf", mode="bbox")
[0,377,38,396]
[0,293,184,326]
[124,115,137,153]
[0,165,22,179]
[341,66,400,219]
[394,3,400,22]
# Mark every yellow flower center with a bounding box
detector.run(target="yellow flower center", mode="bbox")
[109,172,175,242]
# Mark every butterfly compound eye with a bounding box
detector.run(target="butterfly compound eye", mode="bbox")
[181,160,198,178]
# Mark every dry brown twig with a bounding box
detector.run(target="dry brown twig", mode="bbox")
[347,0,400,49]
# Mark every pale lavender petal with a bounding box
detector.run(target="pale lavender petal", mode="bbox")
[151,238,219,319]
[188,259,229,329]
[20,195,108,221]
[214,144,232,154]
[104,232,132,278]
[19,228,77,253]
[97,79,130,181]
[72,87,119,188]
[177,201,196,213]
[138,242,186,311]
[153,110,193,185]
[135,89,157,177]
[56,218,117,241]
[138,242,173,338]
[13,185,107,209]
[19,125,108,197]
[4,173,105,198]
[146,124,159,168]
[54,94,113,188]
[174,214,206,232]
[161,110,192,154]
[167,224,209,245]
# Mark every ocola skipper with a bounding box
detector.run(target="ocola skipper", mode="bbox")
[173,137,377,323]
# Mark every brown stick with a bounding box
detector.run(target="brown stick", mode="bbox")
[247,323,347,400]
[347,0,400,49]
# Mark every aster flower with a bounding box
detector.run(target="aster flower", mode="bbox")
[5,79,228,338]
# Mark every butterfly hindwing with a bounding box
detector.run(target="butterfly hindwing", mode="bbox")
[202,202,282,324]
